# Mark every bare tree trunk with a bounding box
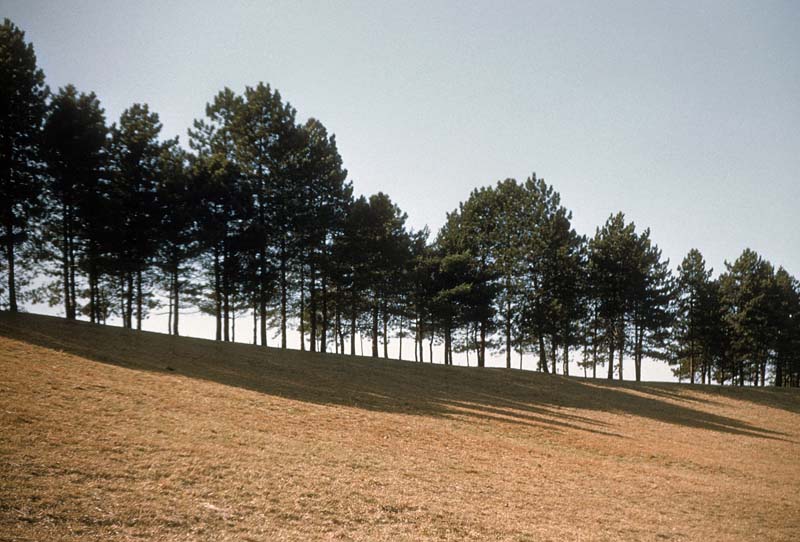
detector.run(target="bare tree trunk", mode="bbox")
[223,283,230,342]
[167,283,173,335]
[538,335,548,374]
[310,263,317,352]
[280,241,287,349]
[479,319,486,367]
[505,300,512,369]
[62,225,72,318]
[68,229,77,319]
[300,266,306,352]
[382,305,388,359]
[136,270,143,330]
[214,249,221,341]
[173,268,180,336]
[398,317,403,361]
[350,295,356,356]
[4,221,18,312]
[371,301,379,357]
[320,275,328,353]
[259,258,267,347]
[61,204,75,319]
[89,263,97,323]
[125,272,134,329]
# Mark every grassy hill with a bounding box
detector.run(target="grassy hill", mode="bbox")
[1,311,798,541]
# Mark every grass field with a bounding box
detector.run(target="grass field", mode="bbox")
[1,312,798,541]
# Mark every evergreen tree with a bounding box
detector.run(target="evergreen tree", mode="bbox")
[156,141,199,336]
[773,268,800,386]
[192,152,250,341]
[719,249,776,386]
[0,18,48,311]
[295,118,351,353]
[628,231,674,381]
[588,213,639,379]
[108,103,164,329]
[452,185,503,366]
[674,249,714,383]
[42,85,107,320]
[231,83,301,348]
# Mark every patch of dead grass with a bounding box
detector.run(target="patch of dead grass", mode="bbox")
[1,312,798,541]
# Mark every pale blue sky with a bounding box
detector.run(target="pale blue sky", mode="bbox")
[5,1,799,378]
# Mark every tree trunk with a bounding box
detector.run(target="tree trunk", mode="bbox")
[173,268,180,336]
[398,317,403,361]
[635,325,643,382]
[89,262,97,323]
[382,306,389,359]
[419,322,425,363]
[479,319,486,368]
[136,270,142,330]
[538,335,548,373]
[505,301,512,369]
[4,220,17,312]
[444,325,451,365]
[259,256,267,347]
[214,249,221,341]
[125,272,134,329]
[68,227,77,319]
[62,224,72,318]
[167,280,172,335]
[62,203,74,319]
[310,263,317,352]
[371,301,379,357]
[350,297,357,356]
[223,251,231,342]
[300,266,306,352]
[320,275,328,353]
[280,242,287,349]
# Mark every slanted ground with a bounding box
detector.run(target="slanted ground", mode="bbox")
[1,312,798,541]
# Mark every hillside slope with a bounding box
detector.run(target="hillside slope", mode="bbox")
[1,312,799,541]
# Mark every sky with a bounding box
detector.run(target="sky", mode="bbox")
[4,0,799,380]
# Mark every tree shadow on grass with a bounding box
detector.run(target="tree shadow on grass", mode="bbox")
[1,311,796,442]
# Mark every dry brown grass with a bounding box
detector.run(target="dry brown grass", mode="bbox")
[1,312,798,541]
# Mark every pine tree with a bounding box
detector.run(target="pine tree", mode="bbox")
[231,83,300,348]
[0,18,48,311]
[42,85,108,320]
[773,268,800,386]
[674,249,714,383]
[588,213,639,379]
[628,231,674,382]
[719,249,776,386]
[156,141,199,336]
[108,103,164,329]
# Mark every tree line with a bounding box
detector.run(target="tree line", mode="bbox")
[2,19,798,386]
